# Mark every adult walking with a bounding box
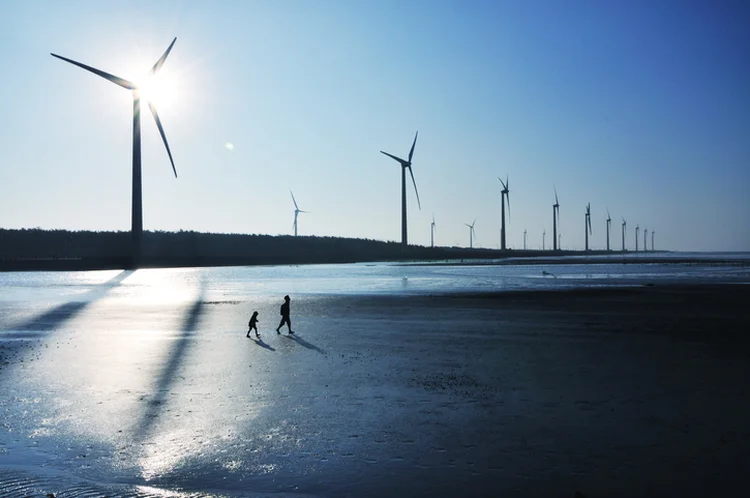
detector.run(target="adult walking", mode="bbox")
[276,295,293,334]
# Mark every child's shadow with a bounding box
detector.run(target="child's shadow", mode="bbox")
[250,336,275,351]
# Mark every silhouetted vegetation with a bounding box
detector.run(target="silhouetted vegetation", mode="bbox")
[0,228,610,271]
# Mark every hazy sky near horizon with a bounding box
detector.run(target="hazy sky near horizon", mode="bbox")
[1,0,748,251]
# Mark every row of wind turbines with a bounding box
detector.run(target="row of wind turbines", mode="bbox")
[51,38,656,258]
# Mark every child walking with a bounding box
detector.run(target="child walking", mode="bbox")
[247,311,260,339]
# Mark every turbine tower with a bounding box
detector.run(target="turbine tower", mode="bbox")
[290,190,308,236]
[584,203,592,251]
[635,225,640,252]
[465,220,476,249]
[380,132,421,246]
[621,217,627,252]
[553,187,560,251]
[651,230,655,252]
[499,176,511,250]
[606,209,612,251]
[644,229,648,253]
[543,229,546,251]
[523,229,527,250]
[52,38,179,265]
[430,214,436,248]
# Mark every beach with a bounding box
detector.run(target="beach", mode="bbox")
[1,269,750,497]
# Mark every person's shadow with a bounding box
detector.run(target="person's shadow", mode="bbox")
[283,333,326,355]
[251,336,275,351]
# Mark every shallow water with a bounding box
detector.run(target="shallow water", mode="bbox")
[1,255,749,497]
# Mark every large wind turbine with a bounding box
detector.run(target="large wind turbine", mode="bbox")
[51,38,178,264]
[290,190,308,236]
[553,187,560,251]
[499,177,510,250]
[606,209,612,251]
[635,225,640,252]
[584,203,592,251]
[621,217,627,252]
[465,220,476,249]
[430,214,436,248]
[381,132,421,246]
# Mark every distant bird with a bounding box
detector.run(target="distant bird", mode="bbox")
[430,214,436,248]
[584,203,592,251]
[290,190,308,236]
[499,176,511,250]
[51,38,179,264]
[553,186,560,251]
[381,131,421,246]
[621,217,627,252]
[465,220,476,248]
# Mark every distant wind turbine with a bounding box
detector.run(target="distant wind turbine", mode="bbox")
[499,176,511,250]
[430,214,436,248]
[51,38,179,264]
[621,217,627,252]
[651,230,655,252]
[606,209,612,251]
[523,229,527,250]
[644,228,648,253]
[553,187,560,251]
[635,225,640,252]
[465,220,476,248]
[584,203,592,251]
[290,190,308,236]
[381,131,421,246]
[543,229,546,251]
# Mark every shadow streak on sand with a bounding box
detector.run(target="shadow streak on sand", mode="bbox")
[133,288,205,440]
[283,334,326,355]
[14,270,133,332]
[252,337,276,351]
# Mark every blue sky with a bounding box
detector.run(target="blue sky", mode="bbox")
[1,0,748,251]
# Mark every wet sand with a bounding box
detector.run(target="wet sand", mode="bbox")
[1,283,749,497]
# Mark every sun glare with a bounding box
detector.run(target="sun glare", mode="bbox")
[136,69,179,111]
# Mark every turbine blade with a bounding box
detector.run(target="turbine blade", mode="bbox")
[51,53,136,90]
[507,192,511,222]
[148,102,177,178]
[408,165,421,209]
[290,190,299,210]
[151,37,177,74]
[408,131,418,163]
[498,177,507,190]
[380,150,407,165]
[554,186,559,205]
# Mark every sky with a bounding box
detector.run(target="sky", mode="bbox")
[1,0,748,251]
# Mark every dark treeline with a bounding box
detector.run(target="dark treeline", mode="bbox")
[1,228,591,271]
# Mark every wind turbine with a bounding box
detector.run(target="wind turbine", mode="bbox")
[465,220,476,248]
[543,229,546,251]
[584,203,592,251]
[499,176,510,250]
[290,190,308,236]
[51,39,178,264]
[523,229,527,250]
[644,229,648,253]
[635,225,640,252]
[651,230,655,252]
[621,217,627,252]
[606,209,612,251]
[380,131,421,246]
[553,187,560,251]
[430,214,436,248]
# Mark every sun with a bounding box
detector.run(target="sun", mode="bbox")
[136,68,179,111]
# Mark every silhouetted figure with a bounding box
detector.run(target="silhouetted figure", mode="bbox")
[275,295,293,334]
[247,311,260,339]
